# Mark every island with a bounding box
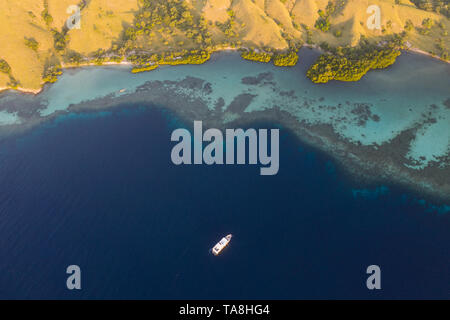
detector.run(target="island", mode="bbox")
[0,0,448,93]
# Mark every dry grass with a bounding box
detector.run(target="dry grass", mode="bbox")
[0,0,448,92]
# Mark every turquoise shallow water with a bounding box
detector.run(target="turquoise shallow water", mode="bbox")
[1,49,447,170]
[0,50,448,299]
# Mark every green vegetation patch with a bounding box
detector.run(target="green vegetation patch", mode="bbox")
[411,0,450,18]
[307,44,401,83]
[41,0,53,26]
[314,1,339,32]
[42,58,62,83]
[24,37,39,51]
[129,49,210,73]
[240,49,272,63]
[273,50,299,66]
[0,59,12,74]
[122,0,212,51]
[51,29,70,53]
[216,9,239,38]
[131,64,159,73]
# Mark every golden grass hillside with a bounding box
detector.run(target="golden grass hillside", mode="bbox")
[0,0,448,92]
[203,0,232,23]
[62,0,138,54]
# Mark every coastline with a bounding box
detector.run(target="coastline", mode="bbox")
[408,47,450,64]
[51,56,447,202]
[1,45,448,96]
[0,60,134,96]
[0,86,42,95]
[0,49,448,204]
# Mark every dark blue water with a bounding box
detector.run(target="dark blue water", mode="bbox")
[0,105,448,299]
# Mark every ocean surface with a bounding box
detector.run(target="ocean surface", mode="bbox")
[0,51,449,299]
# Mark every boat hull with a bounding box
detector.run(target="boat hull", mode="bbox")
[211,234,232,256]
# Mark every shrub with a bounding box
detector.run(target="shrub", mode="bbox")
[0,59,11,74]
[24,37,39,51]
[422,18,434,29]
[41,0,53,26]
[240,49,272,63]
[273,50,299,66]
[404,19,414,31]
[307,46,401,83]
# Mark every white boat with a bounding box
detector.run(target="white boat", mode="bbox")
[211,234,232,256]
